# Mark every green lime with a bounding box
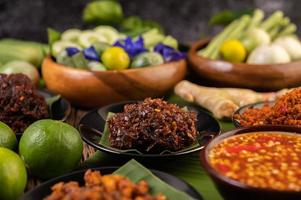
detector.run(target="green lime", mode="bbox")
[131,52,164,68]
[0,147,27,200]
[19,119,83,179]
[0,122,17,150]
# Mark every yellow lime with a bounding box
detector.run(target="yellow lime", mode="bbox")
[19,119,83,179]
[0,121,17,150]
[101,47,130,70]
[0,147,27,200]
[220,39,247,63]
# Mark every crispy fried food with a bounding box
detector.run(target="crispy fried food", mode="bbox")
[108,98,198,153]
[45,170,167,200]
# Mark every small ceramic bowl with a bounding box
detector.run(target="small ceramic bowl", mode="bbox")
[42,57,186,108]
[232,101,274,128]
[188,39,301,91]
[200,125,301,200]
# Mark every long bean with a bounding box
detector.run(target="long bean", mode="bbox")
[210,15,251,59]
[198,19,239,57]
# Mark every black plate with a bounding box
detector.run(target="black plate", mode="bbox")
[15,89,71,138]
[21,167,203,200]
[79,101,221,158]
[232,101,274,128]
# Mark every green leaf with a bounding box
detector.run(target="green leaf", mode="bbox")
[114,159,195,200]
[47,28,61,56]
[99,112,200,154]
[45,95,61,118]
[209,9,254,26]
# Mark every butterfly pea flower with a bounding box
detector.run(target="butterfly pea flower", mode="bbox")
[154,44,186,62]
[65,47,80,56]
[114,36,147,58]
[83,46,100,61]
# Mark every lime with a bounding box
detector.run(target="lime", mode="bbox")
[101,47,130,70]
[0,122,17,150]
[19,119,83,179]
[220,39,247,63]
[0,147,27,200]
[131,52,164,68]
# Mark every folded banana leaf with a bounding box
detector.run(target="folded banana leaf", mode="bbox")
[114,159,195,200]
[99,112,200,154]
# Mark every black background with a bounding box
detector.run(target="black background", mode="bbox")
[0,0,300,44]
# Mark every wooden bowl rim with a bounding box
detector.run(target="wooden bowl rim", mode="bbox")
[189,38,301,68]
[44,56,186,74]
[200,125,301,194]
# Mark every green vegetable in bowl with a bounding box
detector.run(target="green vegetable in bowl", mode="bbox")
[56,50,74,67]
[162,36,178,49]
[142,29,165,49]
[52,41,81,57]
[0,60,40,85]
[71,52,89,69]
[131,52,164,68]
[92,42,111,56]
[88,61,107,71]
[61,29,82,43]
[78,31,108,48]
[94,26,121,44]
[83,0,123,25]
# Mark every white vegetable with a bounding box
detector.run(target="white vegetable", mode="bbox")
[241,28,271,52]
[274,36,301,60]
[247,44,291,64]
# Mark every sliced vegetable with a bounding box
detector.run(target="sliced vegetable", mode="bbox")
[131,52,164,68]
[162,35,178,49]
[247,44,291,64]
[71,52,89,69]
[274,36,301,60]
[52,41,81,57]
[94,26,120,44]
[88,61,107,71]
[61,29,82,43]
[142,29,165,49]
[92,42,111,56]
[56,50,74,67]
[78,31,107,48]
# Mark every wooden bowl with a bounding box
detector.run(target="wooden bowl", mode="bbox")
[42,57,186,108]
[188,38,301,91]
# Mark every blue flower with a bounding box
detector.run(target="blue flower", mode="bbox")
[114,36,147,58]
[154,44,186,62]
[83,46,100,61]
[65,47,80,56]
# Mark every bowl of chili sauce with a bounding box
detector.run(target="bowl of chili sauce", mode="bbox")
[200,125,301,200]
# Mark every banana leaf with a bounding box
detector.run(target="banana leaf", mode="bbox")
[99,112,200,154]
[114,159,195,200]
